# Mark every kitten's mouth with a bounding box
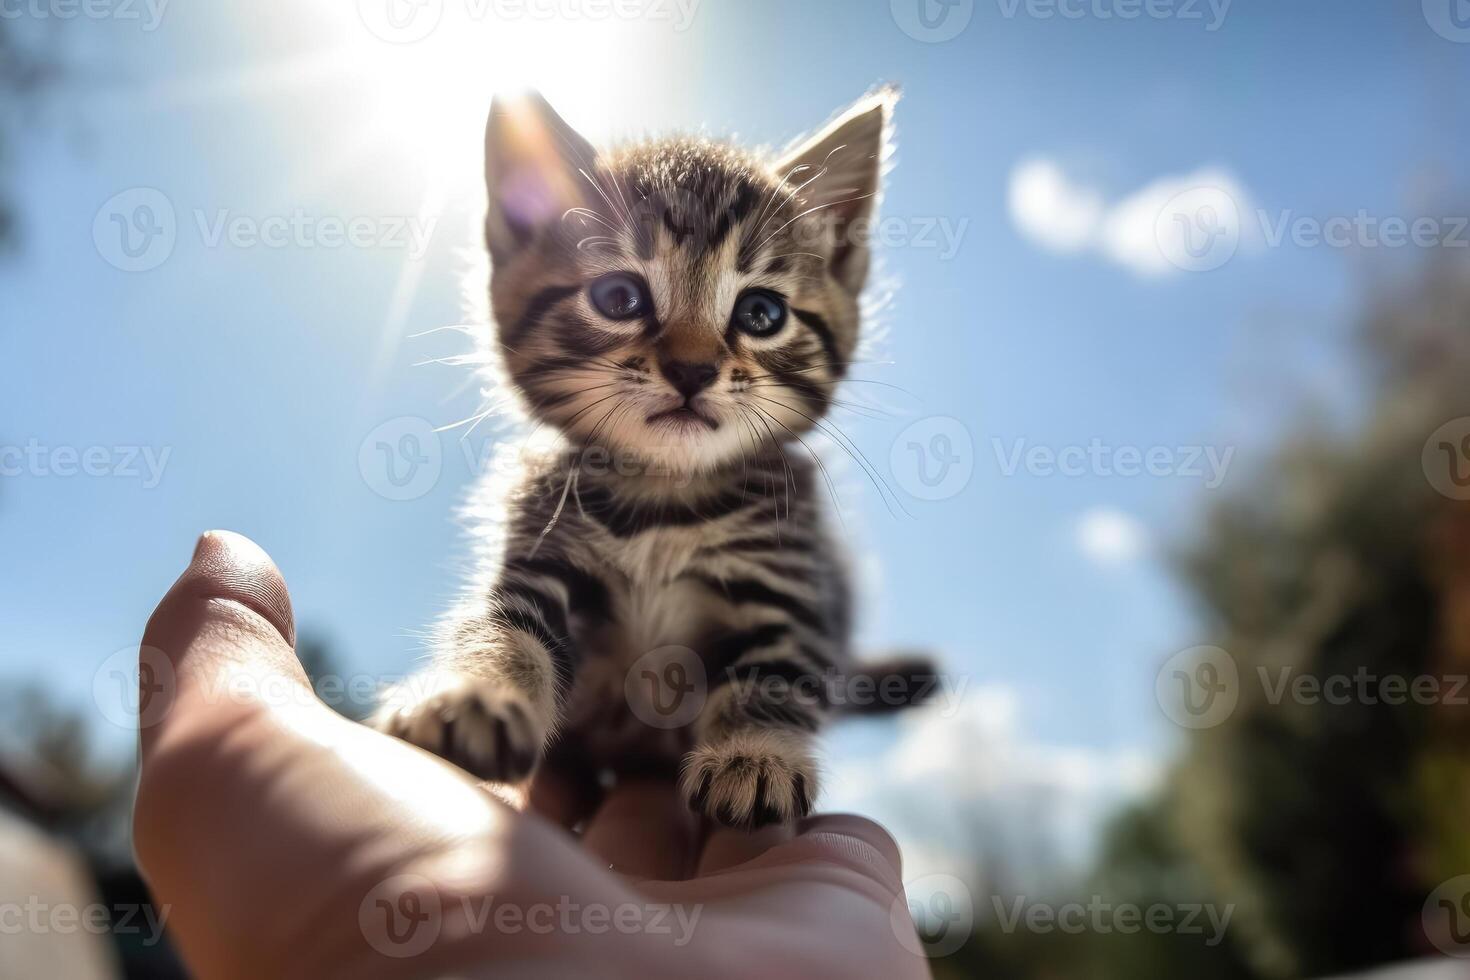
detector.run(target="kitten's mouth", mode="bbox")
[646,405,720,431]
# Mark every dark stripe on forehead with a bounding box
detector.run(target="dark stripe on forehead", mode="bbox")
[634,212,657,260]
[661,206,695,248]
[736,240,757,275]
[708,181,760,253]
[508,285,580,346]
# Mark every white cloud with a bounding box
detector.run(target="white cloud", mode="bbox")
[823,686,1160,892]
[1076,507,1150,566]
[1008,159,1104,254]
[1008,159,1253,277]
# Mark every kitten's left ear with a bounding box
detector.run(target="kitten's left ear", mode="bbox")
[775,86,897,294]
[484,91,597,268]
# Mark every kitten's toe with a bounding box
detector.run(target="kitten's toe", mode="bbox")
[681,731,816,830]
[378,681,545,783]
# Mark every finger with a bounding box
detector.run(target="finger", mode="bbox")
[130,532,521,978]
[696,821,796,876]
[582,780,700,880]
[724,814,905,893]
[527,762,603,831]
[138,530,306,754]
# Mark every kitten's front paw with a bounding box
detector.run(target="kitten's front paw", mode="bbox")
[680,732,817,830]
[377,680,546,784]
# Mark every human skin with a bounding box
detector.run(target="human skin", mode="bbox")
[131,531,933,979]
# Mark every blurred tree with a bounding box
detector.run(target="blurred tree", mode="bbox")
[0,630,356,978]
[933,257,1470,979]
[0,686,187,979]
[929,792,1255,980]
[0,17,63,251]
[1166,256,1470,977]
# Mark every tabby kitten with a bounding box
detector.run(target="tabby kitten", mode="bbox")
[376,89,932,829]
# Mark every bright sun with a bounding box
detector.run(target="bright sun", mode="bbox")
[298,3,670,193]
[166,3,690,373]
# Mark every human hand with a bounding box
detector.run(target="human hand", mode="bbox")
[132,531,932,979]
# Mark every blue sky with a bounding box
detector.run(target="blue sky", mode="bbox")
[3,0,1466,869]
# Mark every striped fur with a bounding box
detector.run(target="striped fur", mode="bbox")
[376,89,929,830]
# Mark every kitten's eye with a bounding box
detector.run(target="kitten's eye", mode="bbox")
[589,273,649,321]
[731,289,788,338]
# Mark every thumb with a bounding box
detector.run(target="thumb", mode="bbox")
[138,530,305,755]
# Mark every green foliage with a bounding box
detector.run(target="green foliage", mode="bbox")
[931,259,1470,979]
[1164,259,1470,977]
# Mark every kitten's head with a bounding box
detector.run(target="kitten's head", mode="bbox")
[482,89,893,475]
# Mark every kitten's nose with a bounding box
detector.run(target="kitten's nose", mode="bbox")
[659,360,720,399]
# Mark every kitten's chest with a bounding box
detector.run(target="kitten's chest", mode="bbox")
[581,523,713,649]
[557,525,717,764]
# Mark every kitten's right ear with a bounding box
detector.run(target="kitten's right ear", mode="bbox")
[483,92,597,267]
